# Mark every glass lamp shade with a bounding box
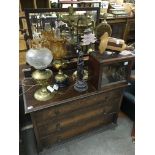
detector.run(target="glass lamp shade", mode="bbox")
[26,47,53,70]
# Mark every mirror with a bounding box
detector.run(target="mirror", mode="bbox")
[25,7,100,58]
[25,8,100,39]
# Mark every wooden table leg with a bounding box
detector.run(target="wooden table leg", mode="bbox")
[113,113,118,124]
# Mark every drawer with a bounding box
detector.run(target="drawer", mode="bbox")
[105,97,122,114]
[40,114,114,147]
[33,89,122,125]
[38,103,106,137]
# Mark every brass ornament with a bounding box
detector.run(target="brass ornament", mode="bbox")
[61,6,94,35]
[52,59,69,87]
[72,70,88,81]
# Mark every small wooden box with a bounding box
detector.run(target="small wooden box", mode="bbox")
[88,52,134,90]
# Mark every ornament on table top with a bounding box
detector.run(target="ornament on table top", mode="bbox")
[74,45,88,92]
[81,28,96,53]
[81,28,97,46]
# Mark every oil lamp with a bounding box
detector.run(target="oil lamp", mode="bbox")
[26,47,54,101]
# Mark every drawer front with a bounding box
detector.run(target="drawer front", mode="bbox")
[40,114,114,148]
[38,103,106,137]
[105,97,122,114]
[33,89,122,125]
[38,94,121,138]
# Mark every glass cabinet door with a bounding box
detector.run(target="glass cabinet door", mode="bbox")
[101,61,129,86]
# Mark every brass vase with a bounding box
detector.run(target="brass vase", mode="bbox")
[52,59,69,87]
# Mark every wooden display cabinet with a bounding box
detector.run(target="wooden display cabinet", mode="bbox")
[88,52,134,90]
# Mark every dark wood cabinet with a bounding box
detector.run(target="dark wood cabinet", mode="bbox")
[88,52,134,90]
[36,0,50,8]
[20,0,50,11]
[20,0,35,10]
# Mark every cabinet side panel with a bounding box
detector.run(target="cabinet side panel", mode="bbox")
[89,55,100,89]
[30,113,43,151]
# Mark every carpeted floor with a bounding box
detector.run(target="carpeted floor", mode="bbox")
[39,117,135,155]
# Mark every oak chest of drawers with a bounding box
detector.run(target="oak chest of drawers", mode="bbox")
[23,78,127,151]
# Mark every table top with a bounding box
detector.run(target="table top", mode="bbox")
[22,76,128,114]
[22,76,97,114]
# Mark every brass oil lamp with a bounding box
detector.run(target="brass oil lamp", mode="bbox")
[32,68,54,101]
[26,47,54,101]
